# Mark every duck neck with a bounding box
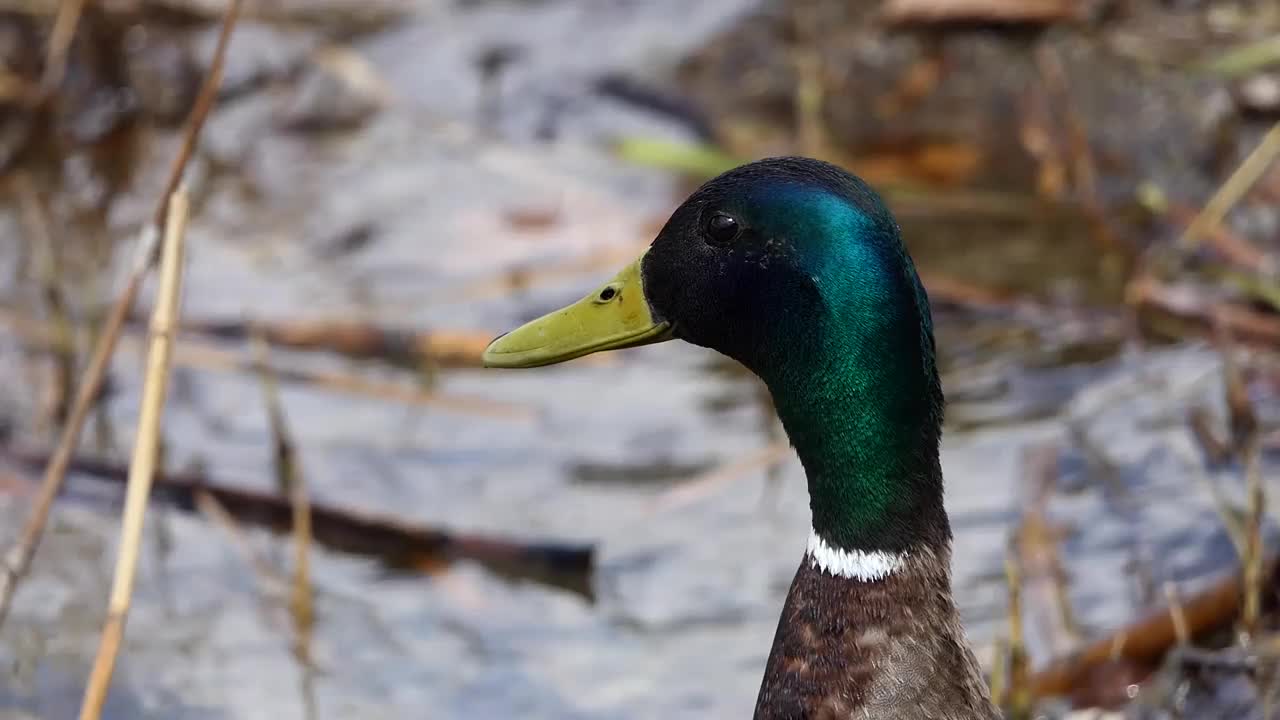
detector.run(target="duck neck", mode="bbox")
[765,327,950,567]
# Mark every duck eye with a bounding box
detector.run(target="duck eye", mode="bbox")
[704,212,740,246]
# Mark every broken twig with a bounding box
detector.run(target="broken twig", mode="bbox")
[1030,554,1279,699]
[881,0,1089,26]
[0,446,597,600]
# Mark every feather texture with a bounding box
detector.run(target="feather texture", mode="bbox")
[754,542,999,719]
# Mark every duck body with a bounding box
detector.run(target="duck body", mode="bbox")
[484,157,999,719]
[756,545,994,719]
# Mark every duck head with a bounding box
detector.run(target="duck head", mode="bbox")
[485,156,947,558]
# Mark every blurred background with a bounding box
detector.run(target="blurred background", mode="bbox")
[1,0,1279,718]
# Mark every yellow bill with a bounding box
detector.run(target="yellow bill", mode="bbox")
[483,252,672,368]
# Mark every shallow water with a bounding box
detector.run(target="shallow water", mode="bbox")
[0,1,1273,718]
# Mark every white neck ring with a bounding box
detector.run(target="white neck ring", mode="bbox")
[806,527,906,581]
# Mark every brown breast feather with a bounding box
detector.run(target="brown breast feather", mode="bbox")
[752,544,999,720]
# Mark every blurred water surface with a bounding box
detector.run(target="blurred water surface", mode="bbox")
[0,1,1269,718]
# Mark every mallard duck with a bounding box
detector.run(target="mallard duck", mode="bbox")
[483,157,999,720]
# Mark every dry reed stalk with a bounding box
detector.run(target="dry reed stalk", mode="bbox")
[1164,582,1189,647]
[0,308,528,420]
[151,0,242,229]
[1186,365,1248,557]
[1177,120,1280,253]
[172,341,526,419]
[38,0,87,98]
[1188,462,1247,558]
[195,484,326,713]
[194,489,291,598]
[1035,45,1117,251]
[1188,405,1235,466]
[1220,339,1256,450]
[790,3,827,157]
[0,0,242,630]
[193,488,305,656]
[13,173,75,426]
[1014,444,1079,657]
[1108,631,1128,661]
[0,228,155,626]
[1242,435,1265,640]
[1004,547,1031,718]
[1165,203,1268,269]
[179,317,500,370]
[1218,332,1265,641]
[987,636,1008,711]
[251,336,315,665]
[77,186,189,720]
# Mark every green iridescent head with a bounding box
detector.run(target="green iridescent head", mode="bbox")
[485,157,947,554]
